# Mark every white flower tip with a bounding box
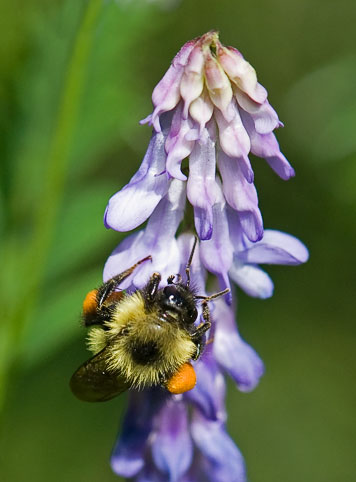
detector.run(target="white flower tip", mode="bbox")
[258,285,274,299]
[140,114,152,126]
[295,241,309,264]
[166,163,187,181]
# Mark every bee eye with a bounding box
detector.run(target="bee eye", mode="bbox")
[163,286,183,307]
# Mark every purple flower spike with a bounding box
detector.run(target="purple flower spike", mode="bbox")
[89,29,310,482]
[213,298,264,392]
[104,131,169,231]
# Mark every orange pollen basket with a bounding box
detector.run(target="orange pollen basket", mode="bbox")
[82,289,98,316]
[166,362,197,394]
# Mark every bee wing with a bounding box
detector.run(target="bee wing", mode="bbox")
[70,346,130,402]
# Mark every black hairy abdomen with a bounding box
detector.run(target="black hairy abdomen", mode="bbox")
[130,340,160,365]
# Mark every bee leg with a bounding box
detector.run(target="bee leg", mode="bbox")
[97,256,152,308]
[190,317,211,361]
[144,272,161,304]
[189,300,213,360]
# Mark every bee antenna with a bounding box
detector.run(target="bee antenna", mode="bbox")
[185,236,198,287]
[195,288,230,302]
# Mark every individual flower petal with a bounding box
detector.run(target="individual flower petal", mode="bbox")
[151,399,193,481]
[130,179,186,288]
[218,45,267,104]
[235,89,280,135]
[240,110,295,180]
[149,40,196,131]
[204,51,233,119]
[180,42,206,119]
[185,348,226,422]
[187,128,219,240]
[103,230,145,288]
[165,103,195,180]
[213,298,264,392]
[199,183,234,297]
[191,409,246,482]
[111,390,166,478]
[104,131,169,231]
[218,151,263,242]
[104,180,186,289]
[214,102,251,167]
[238,229,309,265]
[229,261,274,299]
[189,89,214,136]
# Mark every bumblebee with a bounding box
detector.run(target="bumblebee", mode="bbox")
[70,239,228,402]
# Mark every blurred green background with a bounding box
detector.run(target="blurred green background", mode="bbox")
[1,0,355,481]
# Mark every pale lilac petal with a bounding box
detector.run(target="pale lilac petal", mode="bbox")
[218,45,267,104]
[189,89,214,136]
[180,43,205,119]
[191,410,246,482]
[229,262,274,299]
[165,103,195,180]
[103,231,146,288]
[151,399,193,481]
[104,180,186,289]
[111,391,165,478]
[104,131,169,231]
[187,128,219,240]
[218,151,263,242]
[132,180,186,287]
[215,102,251,162]
[150,41,195,131]
[194,207,214,242]
[239,229,309,265]
[240,110,295,180]
[213,299,264,392]
[226,207,246,252]
[235,89,280,134]
[205,52,233,118]
[199,183,234,294]
[185,348,226,421]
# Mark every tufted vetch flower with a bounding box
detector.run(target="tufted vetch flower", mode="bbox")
[95,31,309,482]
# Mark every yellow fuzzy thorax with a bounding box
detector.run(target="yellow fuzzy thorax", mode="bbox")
[86,292,196,389]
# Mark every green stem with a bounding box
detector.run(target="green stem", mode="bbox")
[0,0,102,410]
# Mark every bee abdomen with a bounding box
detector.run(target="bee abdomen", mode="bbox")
[130,340,160,365]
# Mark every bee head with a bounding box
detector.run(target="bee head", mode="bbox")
[160,283,198,325]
